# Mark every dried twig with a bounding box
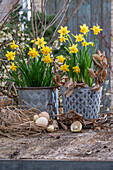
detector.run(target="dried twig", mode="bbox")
[30,0,35,38]
[47,0,84,45]
[0,0,19,28]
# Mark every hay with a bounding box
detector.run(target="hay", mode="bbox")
[0,105,47,138]
[0,103,113,139]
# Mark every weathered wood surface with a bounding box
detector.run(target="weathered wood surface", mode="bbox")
[0,130,113,160]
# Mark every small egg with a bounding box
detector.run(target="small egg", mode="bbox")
[47,125,54,132]
[39,111,50,120]
[70,121,82,132]
[33,114,39,122]
[35,117,48,128]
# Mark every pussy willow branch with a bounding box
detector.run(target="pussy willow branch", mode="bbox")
[0,53,11,77]
[0,51,18,96]
[0,40,11,49]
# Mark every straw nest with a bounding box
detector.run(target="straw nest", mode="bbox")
[0,105,51,138]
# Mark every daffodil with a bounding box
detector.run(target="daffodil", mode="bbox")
[91,25,103,35]
[28,48,39,58]
[42,54,53,63]
[73,66,80,74]
[58,26,70,35]
[41,46,52,55]
[10,40,19,49]
[10,63,17,71]
[69,44,78,53]
[80,24,89,35]
[6,51,15,60]
[58,34,67,43]
[90,42,94,46]
[60,64,69,72]
[35,37,47,49]
[82,41,89,46]
[56,55,65,63]
[74,34,84,42]
[31,40,35,43]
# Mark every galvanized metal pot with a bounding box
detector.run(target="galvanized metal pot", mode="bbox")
[60,86,102,119]
[17,87,58,115]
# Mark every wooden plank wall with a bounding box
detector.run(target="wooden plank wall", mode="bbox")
[111,0,113,108]
[46,0,111,111]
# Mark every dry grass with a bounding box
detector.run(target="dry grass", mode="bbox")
[0,105,48,138]
[0,102,113,139]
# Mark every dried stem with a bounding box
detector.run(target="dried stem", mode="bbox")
[42,0,69,36]
[63,0,84,26]
[33,1,38,37]
[30,0,35,38]
[0,0,19,29]
[40,0,44,37]
[47,0,84,45]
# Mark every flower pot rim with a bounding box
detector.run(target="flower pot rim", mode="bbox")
[17,86,55,90]
[60,86,102,90]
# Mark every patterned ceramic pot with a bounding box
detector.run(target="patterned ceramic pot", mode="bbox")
[17,87,58,115]
[60,86,102,119]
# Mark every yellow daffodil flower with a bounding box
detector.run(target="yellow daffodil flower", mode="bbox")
[90,42,94,46]
[42,54,53,63]
[10,63,17,71]
[56,55,65,63]
[80,24,89,35]
[31,38,36,43]
[58,34,67,43]
[41,46,52,55]
[58,26,70,35]
[69,44,78,53]
[91,25,103,35]
[73,66,80,74]
[31,40,35,43]
[35,37,47,49]
[10,40,19,49]
[6,51,15,60]
[28,48,39,58]
[60,63,69,72]
[74,34,84,42]
[82,41,89,46]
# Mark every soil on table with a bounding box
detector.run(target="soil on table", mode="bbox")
[0,129,113,160]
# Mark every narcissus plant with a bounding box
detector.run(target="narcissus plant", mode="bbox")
[56,24,103,87]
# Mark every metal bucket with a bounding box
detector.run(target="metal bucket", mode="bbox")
[17,87,58,115]
[60,86,102,119]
